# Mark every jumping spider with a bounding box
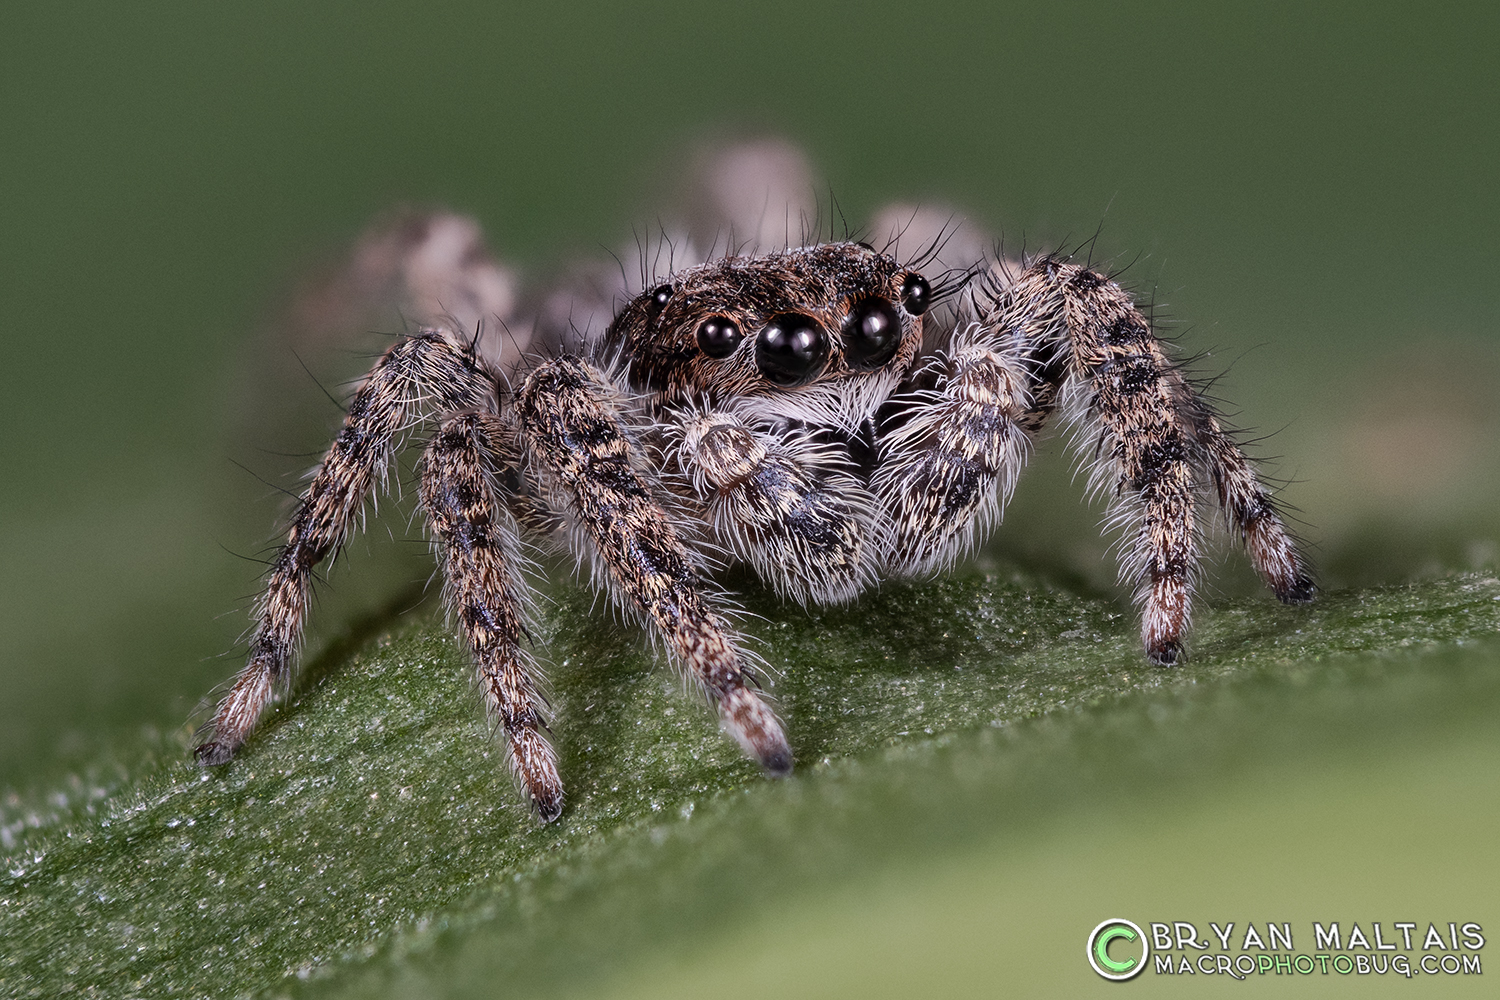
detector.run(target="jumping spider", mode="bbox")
[198,150,1314,822]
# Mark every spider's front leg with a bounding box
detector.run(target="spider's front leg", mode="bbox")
[196,331,495,765]
[996,258,1315,663]
[421,412,562,821]
[517,359,792,774]
[676,409,871,605]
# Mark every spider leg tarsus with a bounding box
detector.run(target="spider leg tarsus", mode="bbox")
[1148,639,1182,668]
[193,740,237,767]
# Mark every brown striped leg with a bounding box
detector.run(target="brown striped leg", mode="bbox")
[518,358,792,774]
[989,257,1312,665]
[1194,410,1316,603]
[1058,262,1199,664]
[678,411,870,605]
[196,331,497,765]
[484,414,566,538]
[875,333,1033,576]
[421,413,562,822]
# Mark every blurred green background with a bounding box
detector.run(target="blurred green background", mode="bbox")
[1,1,1497,995]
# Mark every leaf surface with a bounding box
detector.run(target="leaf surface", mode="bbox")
[3,572,1498,998]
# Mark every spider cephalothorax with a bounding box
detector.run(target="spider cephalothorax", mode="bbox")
[198,173,1313,823]
[605,242,929,404]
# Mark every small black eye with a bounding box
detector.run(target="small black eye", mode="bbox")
[755,313,829,387]
[646,284,673,317]
[842,298,903,370]
[901,273,931,316]
[695,316,742,359]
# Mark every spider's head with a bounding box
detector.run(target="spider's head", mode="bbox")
[604,242,929,417]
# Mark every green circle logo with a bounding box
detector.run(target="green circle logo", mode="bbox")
[1088,919,1149,981]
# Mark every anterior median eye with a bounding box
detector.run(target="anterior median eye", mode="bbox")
[842,298,902,370]
[755,313,829,387]
[900,273,930,316]
[696,316,742,359]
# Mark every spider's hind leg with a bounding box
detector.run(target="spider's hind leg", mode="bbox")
[421,412,563,822]
[196,331,496,764]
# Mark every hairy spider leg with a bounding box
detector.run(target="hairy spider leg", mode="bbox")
[1192,408,1317,603]
[421,412,562,821]
[993,257,1311,664]
[196,332,496,764]
[677,410,872,606]
[518,358,792,774]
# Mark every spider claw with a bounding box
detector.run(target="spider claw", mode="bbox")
[760,744,794,778]
[720,688,793,776]
[1147,640,1182,667]
[531,789,565,824]
[1277,575,1318,605]
[193,740,238,766]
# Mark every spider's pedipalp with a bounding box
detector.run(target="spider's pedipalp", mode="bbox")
[421,412,562,822]
[874,327,1033,576]
[518,357,792,775]
[197,331,496,764]
[674,408,873,605]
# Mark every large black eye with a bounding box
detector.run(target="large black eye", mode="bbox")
[646,284,673,318]
[696,316,742,359]
[755,313,829,387]
[842,298,903,370]
[901,273,931,316]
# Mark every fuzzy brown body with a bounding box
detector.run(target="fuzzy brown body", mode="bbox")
[606,242,921,401]
[198,238,1313,821]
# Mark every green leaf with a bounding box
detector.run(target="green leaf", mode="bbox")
[4,571,1498,998]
